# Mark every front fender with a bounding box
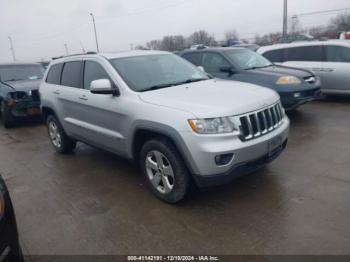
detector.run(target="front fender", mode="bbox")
[127,120,199,175]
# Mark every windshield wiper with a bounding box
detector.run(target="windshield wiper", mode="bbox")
[175,78,208,85]
[245,65,273,70]
[142,78,207,92]
[143,83,177,91]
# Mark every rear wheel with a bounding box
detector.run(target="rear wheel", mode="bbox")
[0,101,15,128]
[140,139,190,203]
[47,115,76,154]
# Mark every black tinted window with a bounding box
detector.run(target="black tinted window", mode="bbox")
[46,63,63,84]
[61,61,82,88]
[83,61,110,90]
[202,53,230,73]
[263,49,284,62]
[286,46,323,62]
[182,53,203,66]
[325,45,350,62]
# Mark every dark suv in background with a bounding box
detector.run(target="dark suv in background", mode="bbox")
[0,63,44,128]
[181,47,321,110]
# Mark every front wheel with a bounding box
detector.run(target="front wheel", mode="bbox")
[140,139,190,203]
[46,115,76,154]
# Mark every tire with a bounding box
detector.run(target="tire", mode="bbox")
[46,115,76,154]
[0,101,15,128]
[140,138,190,203]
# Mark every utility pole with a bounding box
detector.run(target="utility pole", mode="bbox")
[130,43,134,50]
[90,13,100,53]
[64,44,69,56]
[8,36,16,61]
[282,0,288,43]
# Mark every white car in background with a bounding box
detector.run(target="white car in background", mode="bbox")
[258,40,350,95]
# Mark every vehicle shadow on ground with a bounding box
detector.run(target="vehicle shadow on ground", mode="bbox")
[0,117,43,129]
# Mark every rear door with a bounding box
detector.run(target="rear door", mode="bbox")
[56,60,85,137]
[322,45,350,93]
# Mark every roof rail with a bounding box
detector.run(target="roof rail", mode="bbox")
[51,51,98,60]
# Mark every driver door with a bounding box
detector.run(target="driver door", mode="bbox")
[71,60,126,154]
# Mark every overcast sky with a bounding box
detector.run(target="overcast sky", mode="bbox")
[0,0,349,62]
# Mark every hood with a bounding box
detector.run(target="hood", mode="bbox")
[252,65,313,78]
[139,79,279,118]
[4,79,41,92]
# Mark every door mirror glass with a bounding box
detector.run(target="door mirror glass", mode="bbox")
[197,66,205,72]
[90,79,119,96]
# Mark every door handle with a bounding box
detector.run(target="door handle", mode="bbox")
[311,68,323,72]
[53,90,60,95]
[79,95,88,101]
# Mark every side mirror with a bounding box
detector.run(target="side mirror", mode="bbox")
[197,66,205,72]
[220,66,236,75]
[90,79,119,96]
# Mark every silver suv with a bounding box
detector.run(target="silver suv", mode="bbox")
[39,51,290,203]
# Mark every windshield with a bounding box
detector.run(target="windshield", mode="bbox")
[225,49,273,70]
[110,54,209,92]
[0,65,45,82]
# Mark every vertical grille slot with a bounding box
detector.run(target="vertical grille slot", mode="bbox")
[239,103,285,141]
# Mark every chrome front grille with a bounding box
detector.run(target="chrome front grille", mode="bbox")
[239,103,284,141]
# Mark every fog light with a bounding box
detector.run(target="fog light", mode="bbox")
[294,92,301,98]
[7,98,16,109]
[215,153,234,166]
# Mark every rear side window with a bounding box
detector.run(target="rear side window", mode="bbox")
[61,61,83,88]
[285,46,323,62]
[182,52,203,66]
[325,45,350,62]
[263,49,285,63]
[46,63,63,84]
[83,61,110,90]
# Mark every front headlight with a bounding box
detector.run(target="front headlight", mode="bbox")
[276,76,301,85]
[188,117,239,134]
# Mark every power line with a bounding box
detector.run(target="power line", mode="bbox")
[293,7,350,17]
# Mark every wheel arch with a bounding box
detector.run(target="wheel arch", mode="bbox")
[129,122,199,175]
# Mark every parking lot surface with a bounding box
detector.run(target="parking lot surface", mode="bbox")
[0,99,350,255]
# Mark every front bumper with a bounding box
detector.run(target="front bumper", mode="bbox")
[180,116,290,184]
[193,139,288,187]
[10,100,41,118]
[280,87,322,111]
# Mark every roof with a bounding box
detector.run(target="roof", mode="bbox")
[0,62,42,67]
[51,50,171,63]
[181,47,246,53]
[258,39,350,54]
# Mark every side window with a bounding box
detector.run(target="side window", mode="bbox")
[325,45,350,62]
[285,46,323,62]
[263,49,285,63]
[61,61,82,88]
[202,53,230,73]
[182,53,203,66]
[46,63,63,85]
[83,61,110,90]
